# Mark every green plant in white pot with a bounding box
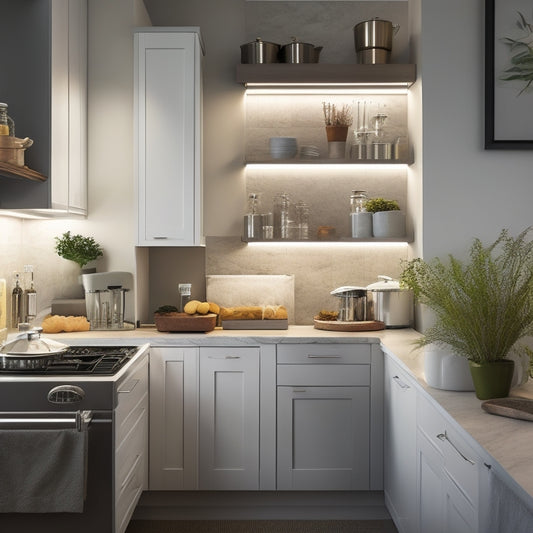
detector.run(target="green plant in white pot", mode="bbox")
[364,197,406,238]
[55,231,103,270]
[400,228,533,400]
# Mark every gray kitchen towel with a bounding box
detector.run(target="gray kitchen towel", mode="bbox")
[0,427,88,513]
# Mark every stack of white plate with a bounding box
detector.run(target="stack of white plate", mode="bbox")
[300,145,320,158]
[269,137,297,159]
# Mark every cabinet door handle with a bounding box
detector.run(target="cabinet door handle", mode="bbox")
[392,375,410,389]
[307,355,342,359]
[437,431,475,465]
[153,236,168,240]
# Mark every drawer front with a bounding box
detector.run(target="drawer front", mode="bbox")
[441,426,479,505]
[277,364,370,386]
[116,354,148,441]
[115,450,145,533]
[277,343,371,364]
[417,391,446,451]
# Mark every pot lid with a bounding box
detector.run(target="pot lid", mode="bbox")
[0,327,69,356]
[367,275,404,291]
[331,285,367,296]
[241,37,280,47]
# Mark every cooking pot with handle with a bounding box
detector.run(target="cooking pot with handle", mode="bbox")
[366,275,413,328]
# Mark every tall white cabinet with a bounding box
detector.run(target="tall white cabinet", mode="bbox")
[134,28,204,246]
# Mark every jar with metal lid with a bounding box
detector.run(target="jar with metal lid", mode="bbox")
[350,190,368,213]
[0,103,15,136]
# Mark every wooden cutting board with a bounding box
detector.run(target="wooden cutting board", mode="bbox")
[481,398,533,422]
[313,318,385,332]
[154,313,217,333]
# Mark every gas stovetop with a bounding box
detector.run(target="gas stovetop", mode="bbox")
[0,346,139,376]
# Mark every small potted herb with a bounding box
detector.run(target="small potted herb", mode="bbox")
[364,197,405,238]
[54,231,103,270]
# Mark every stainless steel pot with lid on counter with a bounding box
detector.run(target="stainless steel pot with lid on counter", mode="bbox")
[366,275,413,328]
[331,286,367,322]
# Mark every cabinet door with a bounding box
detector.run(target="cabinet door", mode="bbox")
[149,346,199,490]
[417,428,445,533]
[135,30,203,246]
[277,385,370,490]
[199,347,260,489]
[384,356,417,533]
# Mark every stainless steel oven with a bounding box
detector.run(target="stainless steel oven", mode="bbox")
[0,342,149,533]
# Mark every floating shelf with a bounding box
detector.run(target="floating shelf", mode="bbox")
[236,63,417,88]
[0,161,48,182]
[242,237,412,244]
[245,157,414,165]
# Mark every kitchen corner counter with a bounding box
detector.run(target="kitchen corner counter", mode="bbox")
[41,325,533,506]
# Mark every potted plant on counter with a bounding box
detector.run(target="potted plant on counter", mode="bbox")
[364,197,406,238]
[400,228,533,400]
[55,231,103,271]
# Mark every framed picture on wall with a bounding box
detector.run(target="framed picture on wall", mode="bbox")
[485,0,533,149]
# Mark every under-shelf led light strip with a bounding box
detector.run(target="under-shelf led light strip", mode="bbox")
[245,85,409,96]
[247,241,409,248]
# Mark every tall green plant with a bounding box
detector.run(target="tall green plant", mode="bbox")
[400,228,533,364]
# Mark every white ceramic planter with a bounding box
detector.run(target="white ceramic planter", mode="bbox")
[424,344,530,391]
[372,210,406,238]
[351,212,372,238]
[424,344,475,391]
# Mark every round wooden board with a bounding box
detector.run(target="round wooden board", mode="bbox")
[313,318,386,332]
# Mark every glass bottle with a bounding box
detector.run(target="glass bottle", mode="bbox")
[23,265,37,324]
[178,283,192,313]
[295,201,310,240]
[350,190,368,213]
[244,193,262,239]
[11,272,23,329]
[0,103,15,136]
[273,193,290,239]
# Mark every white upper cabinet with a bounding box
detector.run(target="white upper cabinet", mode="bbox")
[134,28,204,246]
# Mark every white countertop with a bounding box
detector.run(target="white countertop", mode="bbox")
[38,326,533,504]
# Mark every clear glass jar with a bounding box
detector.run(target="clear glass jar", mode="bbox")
[350,190,368,213]
[295,201,310,240]
[0,103,15,136]
[273,193,290,239]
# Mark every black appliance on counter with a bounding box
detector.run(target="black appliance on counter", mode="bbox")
[0,335,149,533]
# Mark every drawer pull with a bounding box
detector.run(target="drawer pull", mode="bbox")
[208,355,241,360]
[437,431,475,465]
[118,379,140,394]
[307,355,342,359]
[152,236,168,240]
[392,375,410,389]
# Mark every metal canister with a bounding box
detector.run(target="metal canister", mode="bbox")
[240,38,280,64]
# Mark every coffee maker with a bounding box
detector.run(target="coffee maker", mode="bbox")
[81,271,135,330]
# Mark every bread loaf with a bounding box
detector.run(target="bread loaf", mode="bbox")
[219,305,288,321]
[42,315,90,333]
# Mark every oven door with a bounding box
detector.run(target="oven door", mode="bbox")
[0,410,113,533]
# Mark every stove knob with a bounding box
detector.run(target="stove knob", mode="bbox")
[47,385,86,404]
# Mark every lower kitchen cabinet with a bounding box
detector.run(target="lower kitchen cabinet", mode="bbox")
[383,354,417,533]
[199,346,260,489]
[149,346,199,490]
[115,348,149,533]
[416,389,480,533]
[276,343,383,491]
[149,344,276,491]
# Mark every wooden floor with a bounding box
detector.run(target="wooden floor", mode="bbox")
[125,519,399,533]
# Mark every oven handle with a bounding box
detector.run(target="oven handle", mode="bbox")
[0,410,92,432]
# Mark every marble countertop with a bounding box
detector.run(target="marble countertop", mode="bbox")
[33,326,533,503]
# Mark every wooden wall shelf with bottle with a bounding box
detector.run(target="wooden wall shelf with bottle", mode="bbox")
[0,161,47,183]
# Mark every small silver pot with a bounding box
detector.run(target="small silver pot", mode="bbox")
[240,38,280,64]
[331,286,367,322]
[366,275,413,328]
[279,37,322,63]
